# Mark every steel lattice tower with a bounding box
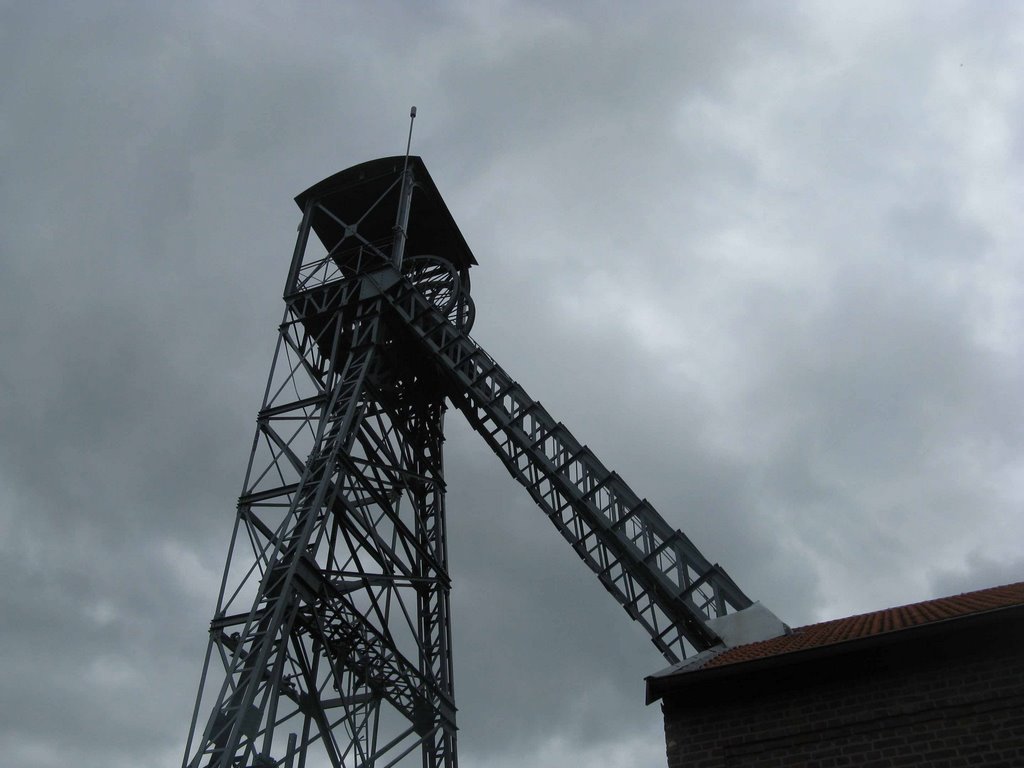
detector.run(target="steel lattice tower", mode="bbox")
[182,153,764,768]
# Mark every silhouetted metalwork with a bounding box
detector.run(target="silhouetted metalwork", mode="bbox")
[182,155,753,768]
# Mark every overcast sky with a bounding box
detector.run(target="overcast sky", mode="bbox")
[2,2,1023,767]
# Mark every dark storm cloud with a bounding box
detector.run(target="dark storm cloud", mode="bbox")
[2,3,1022,768]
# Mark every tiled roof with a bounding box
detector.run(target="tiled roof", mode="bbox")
[703,580,1024,671]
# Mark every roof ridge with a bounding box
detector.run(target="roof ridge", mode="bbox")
[793,580,1024,633]
[695,580,1024,672]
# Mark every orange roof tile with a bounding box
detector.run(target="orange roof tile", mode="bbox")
[703,580,1024,670]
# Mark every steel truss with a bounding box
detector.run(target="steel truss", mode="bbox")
[183,157,752,768]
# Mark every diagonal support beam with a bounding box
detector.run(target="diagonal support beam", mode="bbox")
[377,267,753,663]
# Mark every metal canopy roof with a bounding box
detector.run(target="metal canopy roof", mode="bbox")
[294,156,478,271]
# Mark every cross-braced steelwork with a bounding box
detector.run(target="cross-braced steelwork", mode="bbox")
[183,156,755,768]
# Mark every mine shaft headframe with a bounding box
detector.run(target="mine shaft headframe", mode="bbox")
[182,152,764,768]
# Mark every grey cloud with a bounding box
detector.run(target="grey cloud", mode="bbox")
[2,3,1022,767]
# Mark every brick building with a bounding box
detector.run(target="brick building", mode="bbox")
[647,582,1024,767]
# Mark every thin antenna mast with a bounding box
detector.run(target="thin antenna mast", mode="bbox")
[392,106,417,267]
[404,106,417,167]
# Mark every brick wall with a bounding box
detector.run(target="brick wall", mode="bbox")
[661,618,1024,767]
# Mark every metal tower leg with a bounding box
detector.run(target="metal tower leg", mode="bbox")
[183,281,457,767]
